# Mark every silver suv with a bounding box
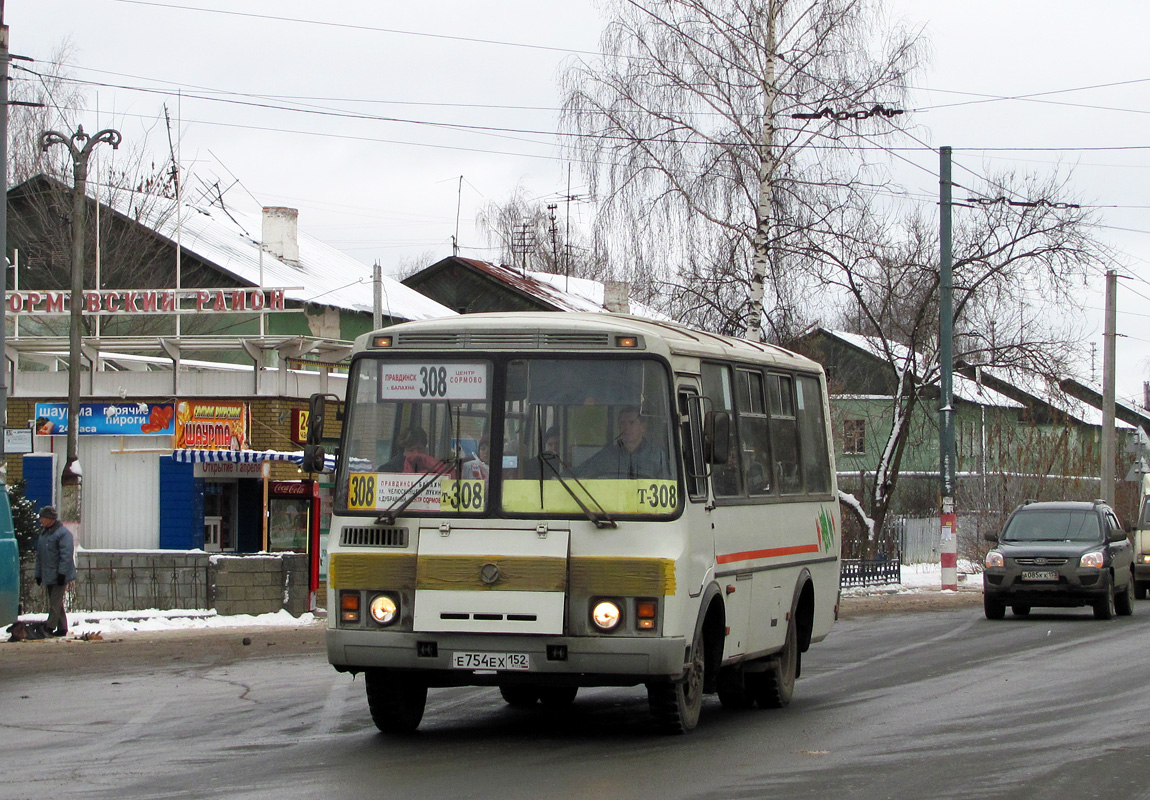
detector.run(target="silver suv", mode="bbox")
[983,500,1134,620]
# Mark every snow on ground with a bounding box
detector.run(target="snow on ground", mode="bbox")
[840,560,982,597]
[16,559,980,636]
[18,608,324,635]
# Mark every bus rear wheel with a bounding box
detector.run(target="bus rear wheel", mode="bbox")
[753,616,797,709]
[365,669,427,734]
[647,626,704,734]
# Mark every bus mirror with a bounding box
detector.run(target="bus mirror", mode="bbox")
[301,443,327,473]
[307,393,326,446]
[704,410,730,465]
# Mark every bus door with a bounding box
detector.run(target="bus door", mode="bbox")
[678,381,714,597]
[411,524,571,636]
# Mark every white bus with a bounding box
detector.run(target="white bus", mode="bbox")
[317,312,840,734]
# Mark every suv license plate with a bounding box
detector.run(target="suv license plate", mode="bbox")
[452,652,530,671]
[1021,570,1058,581]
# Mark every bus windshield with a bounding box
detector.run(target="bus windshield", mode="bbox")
[338,360,493,516]
[335,355,679,519]
[501,357,678,517]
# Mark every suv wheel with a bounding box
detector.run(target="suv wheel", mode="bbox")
[1115,570,1135,616]
[984,595,1005,620]
[1011,605,1031,617]
[1093,576,1116,620]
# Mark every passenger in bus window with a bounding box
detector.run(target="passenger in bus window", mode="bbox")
[577,407,670,479]
[462,437,490,481]
[381,427,441,473]
[523,426,562,479]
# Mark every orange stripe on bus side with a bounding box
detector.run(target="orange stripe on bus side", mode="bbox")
[716,544,821,564]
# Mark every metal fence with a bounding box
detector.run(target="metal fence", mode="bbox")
[840,557,902,588]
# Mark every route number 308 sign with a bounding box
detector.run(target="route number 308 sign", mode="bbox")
[378,363,488,401]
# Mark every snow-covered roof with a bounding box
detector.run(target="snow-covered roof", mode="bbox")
[446,258,672,320]
[87,179,456,322]
[823,329,1023,410]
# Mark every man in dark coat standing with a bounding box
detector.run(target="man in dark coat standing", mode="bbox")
[34,506,76,637]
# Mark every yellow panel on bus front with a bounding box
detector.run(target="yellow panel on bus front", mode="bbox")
[502,479,679,515]
[347,473,487,513]
[414,527,570,634]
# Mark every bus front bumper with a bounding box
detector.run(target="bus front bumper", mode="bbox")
[327,627,689,686]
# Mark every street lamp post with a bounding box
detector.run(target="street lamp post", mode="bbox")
[39,124,121,529]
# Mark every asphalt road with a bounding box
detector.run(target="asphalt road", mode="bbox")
[3,595,1149,800]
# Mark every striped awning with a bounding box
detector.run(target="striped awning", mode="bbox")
[172,448,336,471]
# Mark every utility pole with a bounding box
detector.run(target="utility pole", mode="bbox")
[39,124,121,533]
[938,146,958,592]
[372,261,383,330]
[0,13,9,478]
[1101,269,1117,505]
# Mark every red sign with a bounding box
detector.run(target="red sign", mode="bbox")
[6,288,291,315]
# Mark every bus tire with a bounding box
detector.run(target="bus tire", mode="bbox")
[755,615,797,709]
[365,669,427,733]
[499,686,539,707]
[647,625,705,734]
[538,687,578,708]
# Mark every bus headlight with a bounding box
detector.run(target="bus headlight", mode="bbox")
[591,600,622,631]
[368,594,399,625]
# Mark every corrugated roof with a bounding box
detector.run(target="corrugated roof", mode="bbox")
[102,186,457,322]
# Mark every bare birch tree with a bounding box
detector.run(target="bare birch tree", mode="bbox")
[562,0,921,342]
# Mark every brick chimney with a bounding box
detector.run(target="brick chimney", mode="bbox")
[603,280,630,314]
[262,206,299,265]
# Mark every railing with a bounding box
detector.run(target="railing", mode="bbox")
[840,557,902,588]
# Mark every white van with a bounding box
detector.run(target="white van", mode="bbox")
[1133,474,1150,599]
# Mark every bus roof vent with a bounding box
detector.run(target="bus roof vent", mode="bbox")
[468,332,538,348]
[542,332,612,348]
[394,332,463,348]
[340,526,409,548]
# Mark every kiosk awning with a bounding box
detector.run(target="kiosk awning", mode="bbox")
[172,448,336,472]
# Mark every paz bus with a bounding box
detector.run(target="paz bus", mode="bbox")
[316,312,840,734]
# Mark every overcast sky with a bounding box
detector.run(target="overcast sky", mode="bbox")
[9,0,1150,401]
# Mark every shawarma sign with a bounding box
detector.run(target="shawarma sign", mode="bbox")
[5,288,297,315]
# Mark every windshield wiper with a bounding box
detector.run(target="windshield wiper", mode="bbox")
[376,457,459,525]
[538,450,617,529]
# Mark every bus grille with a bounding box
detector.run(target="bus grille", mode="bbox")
[340,526,408,547]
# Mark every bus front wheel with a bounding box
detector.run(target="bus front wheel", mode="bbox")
[647,626,705,734]
[365,669,427,734]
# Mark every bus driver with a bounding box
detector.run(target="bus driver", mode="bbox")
[577,406,670,480]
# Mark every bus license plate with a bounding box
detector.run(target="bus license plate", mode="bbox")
[1021,570,1058,581]
[452,652,530,671]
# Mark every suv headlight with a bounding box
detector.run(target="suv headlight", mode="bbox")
[985,551,1004,569]
[1080,550,1105,569]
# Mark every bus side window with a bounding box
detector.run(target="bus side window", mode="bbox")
[768,374,802,494]
[678,389,706,501]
